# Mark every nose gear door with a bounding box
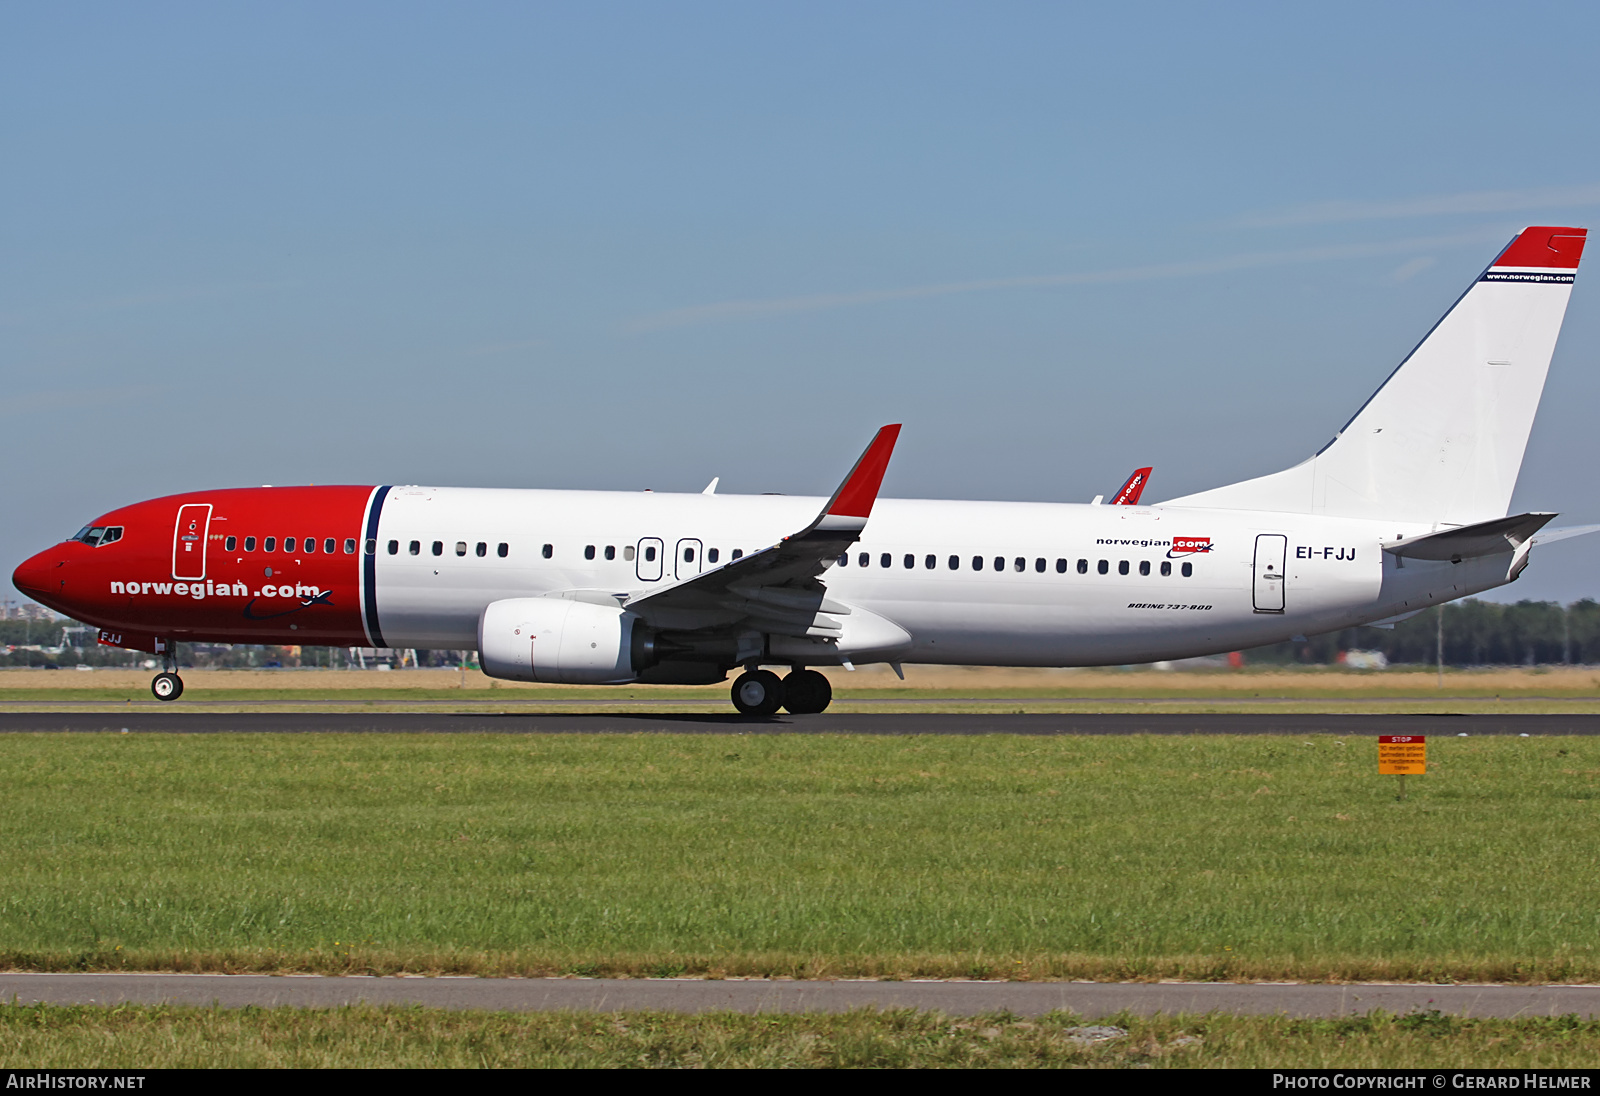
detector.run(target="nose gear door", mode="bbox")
[172,504,212,581]
[1253,533,1287,613]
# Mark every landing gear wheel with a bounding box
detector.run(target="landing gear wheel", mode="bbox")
[781,669,832,714]
[731,669,784,717]
[151,672,184,702]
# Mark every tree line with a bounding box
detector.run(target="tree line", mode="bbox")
[1245,599,1600,666]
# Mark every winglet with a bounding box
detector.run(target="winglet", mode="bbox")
[815,424,901,532]
[1110,467,1153,506]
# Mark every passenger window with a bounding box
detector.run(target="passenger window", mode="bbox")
[706,548,717,563]
[1077,559,1088,574]
[344,538,356,554]
[387,540,398,555]
[732,549,743,559]
[226,536,237,552]
[455,542,467,557]
[993,556,1004,572]
[364,539,376,555]
[624,546,636,561]
[643,546,655,562]
[476,542,487,557]
[1055,558,1067,573]
[409,541,420,555]
[859,552,870,567]
[948,555,960,570]
[1035,558,1045,573]
[837,553,849,566]
[1097,560,1108,574]
[685,547,695,562]
[542,544,554,559]
[903,554,914,569]
[304,537,315,554]
[924,554,936,569]
[244,537,256,552]
[1014,557,1025,572]
[324,538,336,554]
[286,538,297,553]
[1139,560,1150,576]
[972,556,983,571]
[432,541,443,556]
[881,553,891,568]
[606,545,617,561]
[1160,560,1171,577]
[264,537,277,552]
[1118,560,1129,575]
[1182,562,1193,577]
[585,545,596,561]
[498,543,509,558]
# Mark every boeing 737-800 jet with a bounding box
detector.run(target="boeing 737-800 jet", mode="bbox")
[12,227,1592,715]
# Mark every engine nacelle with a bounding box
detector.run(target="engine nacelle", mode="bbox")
[478,597,644,684]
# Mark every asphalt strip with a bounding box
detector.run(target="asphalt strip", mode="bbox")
[3,713,1600,734]
[3,975,1599,1018]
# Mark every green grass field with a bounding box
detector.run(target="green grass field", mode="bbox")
[5,1005,1599,1068]
[2,732,1598,982]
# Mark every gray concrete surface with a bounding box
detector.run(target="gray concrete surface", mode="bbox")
[3,975,1600,1018]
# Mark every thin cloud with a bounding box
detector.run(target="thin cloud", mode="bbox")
[0,384,163,418]
[464,337,547,357]
[1384,257,1437,285]
[1229,184,1600,229]
[628,229,1504,332]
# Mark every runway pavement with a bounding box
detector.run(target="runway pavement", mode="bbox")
[1,711,1598,734]
[3,974,1599,1018]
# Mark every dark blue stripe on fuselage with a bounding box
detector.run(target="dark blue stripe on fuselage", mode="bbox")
[363,485,391,647]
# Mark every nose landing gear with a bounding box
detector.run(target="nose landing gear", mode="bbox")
[151,649,183,701]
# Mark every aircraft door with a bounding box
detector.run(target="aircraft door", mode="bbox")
[1253,533,1287,613]
[172,504,212,581]
[636,537,664,582]
[675,538,703,580]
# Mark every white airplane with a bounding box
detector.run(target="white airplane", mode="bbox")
[13,226,1591,714]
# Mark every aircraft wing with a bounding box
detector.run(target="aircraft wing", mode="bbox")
[1110,467,1153,506]
[623,425,901,637]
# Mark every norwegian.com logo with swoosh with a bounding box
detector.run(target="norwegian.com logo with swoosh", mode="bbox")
[1167,536,1215,559]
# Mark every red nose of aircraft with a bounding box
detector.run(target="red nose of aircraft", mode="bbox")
[12,548,63,607]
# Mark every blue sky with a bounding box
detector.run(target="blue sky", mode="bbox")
[5,2,1600,603]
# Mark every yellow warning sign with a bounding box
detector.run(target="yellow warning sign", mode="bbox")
[1378,735,1426,775]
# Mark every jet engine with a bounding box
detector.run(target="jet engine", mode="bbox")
[478,597,652,684]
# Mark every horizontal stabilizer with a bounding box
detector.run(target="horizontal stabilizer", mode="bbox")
[1531,523,1600,547]
[1384,512,1556,562]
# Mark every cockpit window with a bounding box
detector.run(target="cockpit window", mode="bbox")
[71,525,123,547]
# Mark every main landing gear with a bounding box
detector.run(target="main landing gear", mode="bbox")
[730,668,833,717]
[151,651,183,702]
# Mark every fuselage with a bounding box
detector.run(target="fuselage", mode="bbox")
[12,484,1513,666]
